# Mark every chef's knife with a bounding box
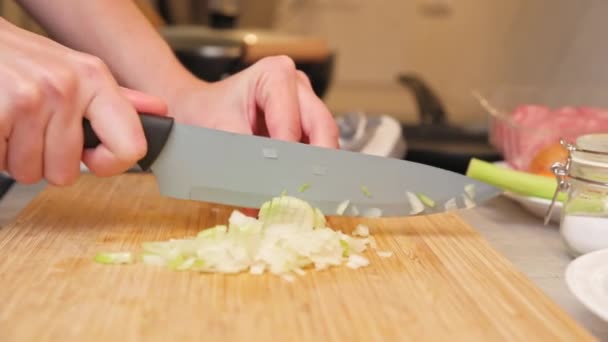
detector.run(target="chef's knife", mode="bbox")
[83,113,500,217]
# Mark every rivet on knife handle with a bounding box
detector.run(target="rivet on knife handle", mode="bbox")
[82,113,175,171]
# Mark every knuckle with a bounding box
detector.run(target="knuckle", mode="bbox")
[121,136,147,164]
[75,54,110,81]
[260,55,296,72]
[297,70,312,86]
[10,82,42,113]
[46,69,78,100]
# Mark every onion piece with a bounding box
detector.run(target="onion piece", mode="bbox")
[94,252,133,265]
[281,274,296,282]
[377,251,393,258]
[462,194,476,209]
[406,191,424,214]
[353,224,370,237]
[346,254,370,269]
[464,184,476,199]
[362,208,382,218]
[361,186,372,198]
[298,183,310,193]
[336,200,350,215]
[417,193,436,208]
[444,198,458,211]
[142,254,165,266]
[250,263,265,275]
[350,205,360,216]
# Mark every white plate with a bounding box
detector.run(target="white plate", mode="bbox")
[494,161,562,223]
[566,248,608,321]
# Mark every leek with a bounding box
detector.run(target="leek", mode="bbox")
[466,158,566,201]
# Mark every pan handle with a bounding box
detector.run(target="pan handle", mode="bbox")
[83,113,175,171]
[396,73,448,126]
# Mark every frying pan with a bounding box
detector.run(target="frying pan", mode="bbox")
[397,73,501,174]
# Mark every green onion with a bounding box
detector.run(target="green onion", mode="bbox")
[417,193,436,208]
[361,185,372,198]
[298,183,310,193]
[94,252,133,265]
[466,158,566,201]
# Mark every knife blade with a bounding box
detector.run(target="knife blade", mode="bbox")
[83,113,501,217]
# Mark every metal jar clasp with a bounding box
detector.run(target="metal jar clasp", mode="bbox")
[544,139,574,225]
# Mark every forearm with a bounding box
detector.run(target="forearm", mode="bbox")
[17,0,199,102]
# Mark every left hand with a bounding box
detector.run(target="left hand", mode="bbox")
[165,56,339,149]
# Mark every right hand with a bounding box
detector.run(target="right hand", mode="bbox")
[0,18,167,185]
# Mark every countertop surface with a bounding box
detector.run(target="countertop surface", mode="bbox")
[0,181,606,340]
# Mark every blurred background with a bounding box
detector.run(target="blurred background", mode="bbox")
[2,0,608,174]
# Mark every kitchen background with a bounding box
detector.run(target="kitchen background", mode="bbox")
[1,0,607,127]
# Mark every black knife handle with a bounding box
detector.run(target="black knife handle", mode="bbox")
[83,113,174,171]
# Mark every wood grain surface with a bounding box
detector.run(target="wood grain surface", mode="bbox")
[0,174,596,341]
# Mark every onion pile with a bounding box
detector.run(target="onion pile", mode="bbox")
[95,195,392,281]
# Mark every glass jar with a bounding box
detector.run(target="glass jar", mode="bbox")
[548,134,608,257]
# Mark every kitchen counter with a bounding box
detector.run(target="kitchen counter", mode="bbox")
[0,182,606,340]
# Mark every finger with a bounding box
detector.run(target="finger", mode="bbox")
[119,87,168,116]
[7,51,83,186]
[295,72,339,148]
[82,87,147,176]
[252,56,302,142]
[43,102,82,186]
[0,68,14,173]
[6,86,48,184]
[0,138,7,172]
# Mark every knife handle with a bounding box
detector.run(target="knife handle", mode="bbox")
[83,113,174,171]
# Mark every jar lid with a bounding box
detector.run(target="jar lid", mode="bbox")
[572,134,608,168]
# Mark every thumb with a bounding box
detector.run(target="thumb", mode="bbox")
[119,87,168,115]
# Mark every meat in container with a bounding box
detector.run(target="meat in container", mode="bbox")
[474,86,608,176]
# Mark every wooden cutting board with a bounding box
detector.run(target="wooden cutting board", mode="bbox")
[0,174,595,341]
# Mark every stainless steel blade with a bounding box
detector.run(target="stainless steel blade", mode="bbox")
[149,122,501,217]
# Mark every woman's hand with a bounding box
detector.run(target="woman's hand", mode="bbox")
[0,18,166,185]
[167,56,339,149]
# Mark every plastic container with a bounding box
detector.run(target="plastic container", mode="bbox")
[547,134,608,257]
[475,86,608,173]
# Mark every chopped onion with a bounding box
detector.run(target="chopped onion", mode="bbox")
[464,184,476,199]
[362,207,382,218]
[298,183,310,193]
[250,263,265,275]
[417,193,436,208]
[444,198,458,211]
[142,254,165,266]
[406,191,424,214]
[336,200,350,215]
[462,194,476,209]
[377,251,393,258]
[361,185,372,198]
[350,205,360,216]
[353,224,370,237]
[96,195,376,281]
[346,254,370,269]
[94,252,133,265]
[281,274,296,282]
[313,208,326,229]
